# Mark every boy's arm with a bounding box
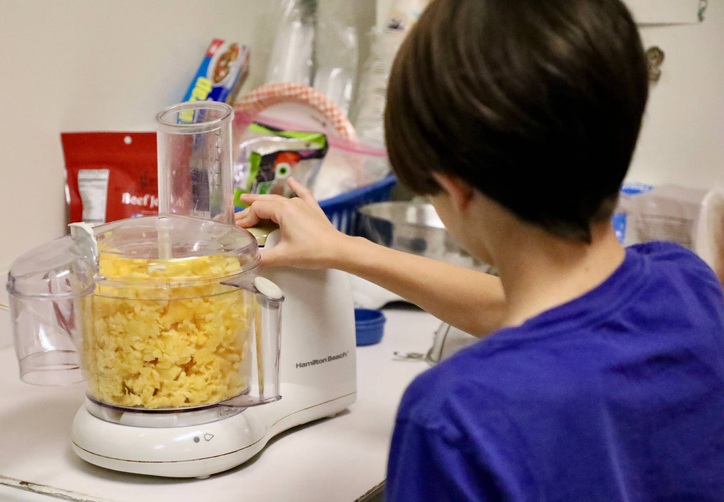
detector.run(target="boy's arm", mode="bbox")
[332,235,504,337]
[236,178,505,337]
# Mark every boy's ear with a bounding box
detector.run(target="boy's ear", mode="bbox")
[432,172,475,212]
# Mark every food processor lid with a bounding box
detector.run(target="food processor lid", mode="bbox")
[92,214,261,281]
[6,215,260,298]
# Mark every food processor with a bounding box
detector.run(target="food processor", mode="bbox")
[5,101,357,478]
[7,215,284,475]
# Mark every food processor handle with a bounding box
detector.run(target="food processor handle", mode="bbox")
[251,276,284,404]
[221,276,284,408]
[7,227,99,386]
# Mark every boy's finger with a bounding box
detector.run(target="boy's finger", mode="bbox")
[234,208,261,227]
[257,245,284,267]
[239,192,286,204]
[287,177,315,202]
[235,201,281,226]
[286,177,328,219]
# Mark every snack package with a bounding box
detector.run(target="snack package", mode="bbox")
[233,108,391,202]
[234,122,328,208]
[183,39,250,104]
[62,132,158,225]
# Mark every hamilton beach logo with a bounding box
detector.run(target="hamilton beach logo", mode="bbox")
[296,351,349,369]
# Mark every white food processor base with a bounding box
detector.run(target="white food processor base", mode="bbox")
[71,400,293,479]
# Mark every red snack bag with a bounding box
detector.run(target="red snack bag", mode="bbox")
[62,132,159,225]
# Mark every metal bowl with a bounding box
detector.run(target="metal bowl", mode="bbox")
[358,202,493,273]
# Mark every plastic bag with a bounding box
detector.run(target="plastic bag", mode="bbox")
[351,0,430,146]
[234,122,328,208]
[233,110,390,202]
[265,0,359,116]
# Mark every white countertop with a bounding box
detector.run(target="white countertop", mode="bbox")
[0,304,440,502]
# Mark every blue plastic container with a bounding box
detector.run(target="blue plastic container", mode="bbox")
[354,308,386,346]
[320,174,397,236]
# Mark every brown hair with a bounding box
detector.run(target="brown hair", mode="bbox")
[384,0,649,243]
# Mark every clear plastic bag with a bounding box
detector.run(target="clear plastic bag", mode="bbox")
[265,0,359,116]
[350,0,430,146]
[233,111,390,203]
[234,122,328,207]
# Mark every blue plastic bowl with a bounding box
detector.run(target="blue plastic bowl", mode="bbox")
[355,308,386,346]
[320,174,397,236]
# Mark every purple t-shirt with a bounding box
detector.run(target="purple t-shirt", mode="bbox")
[386,242,724,501]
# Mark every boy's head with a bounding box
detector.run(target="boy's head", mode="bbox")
[384,0,649,243]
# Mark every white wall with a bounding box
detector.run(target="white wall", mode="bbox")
[0,0,722,269]
[0,0,375,269]
[374,0,724,190]
[0,1,272,268]
[631,1,724,189]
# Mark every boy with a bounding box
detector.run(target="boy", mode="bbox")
[236,0,724,499]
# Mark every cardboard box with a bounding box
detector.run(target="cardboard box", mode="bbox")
[183,38,250,104]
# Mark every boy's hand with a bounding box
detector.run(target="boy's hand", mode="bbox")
[235,177,349,269]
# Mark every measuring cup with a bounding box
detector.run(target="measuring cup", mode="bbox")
[156,101,235,224]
